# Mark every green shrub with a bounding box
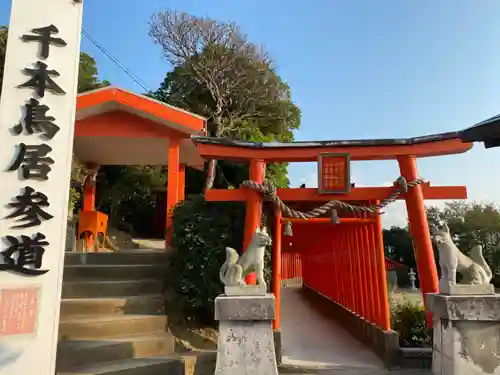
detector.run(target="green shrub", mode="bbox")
[168,195,272,324]
[391,297,432,347]
[68,187,80,217]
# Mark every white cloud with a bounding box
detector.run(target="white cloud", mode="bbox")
[380,200,407,228]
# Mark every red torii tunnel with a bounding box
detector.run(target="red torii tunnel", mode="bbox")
[194,134,471,334]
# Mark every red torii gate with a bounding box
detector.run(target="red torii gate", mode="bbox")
[193,135,471,332]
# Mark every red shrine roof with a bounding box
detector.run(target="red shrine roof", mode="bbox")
[74,87,207,169]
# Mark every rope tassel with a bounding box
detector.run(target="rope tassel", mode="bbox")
[331,209,340,225]
[284,220,293,236]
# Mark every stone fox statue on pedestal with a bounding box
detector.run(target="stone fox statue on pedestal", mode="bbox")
[219,227,272,288]
[430,223,492,289]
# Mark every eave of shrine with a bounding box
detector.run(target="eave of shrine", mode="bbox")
[74,87,207,169]
[192,133,473,162]
[459,113,500,149]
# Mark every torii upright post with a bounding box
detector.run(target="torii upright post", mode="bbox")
[243,159,266,284]
[398,155,439,327]
[165,138,180,247]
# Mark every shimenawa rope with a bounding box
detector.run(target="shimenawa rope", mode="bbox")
[240,176,426,219]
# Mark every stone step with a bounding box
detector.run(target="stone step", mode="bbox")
[57,352,217,375]
[56,333,175,371]
[62,279,163,298]
[64,251,167,266]
[56,357,183,375]
[63,264,167,281]
[58,315,168,341]
[60,295,165,318]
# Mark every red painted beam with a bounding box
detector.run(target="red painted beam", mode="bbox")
[204,184,467,202]
[196,138,472,162]
[285,218,375,224]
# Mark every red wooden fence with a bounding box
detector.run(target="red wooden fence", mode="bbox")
[281,251,302,280]
[285,212,391,331]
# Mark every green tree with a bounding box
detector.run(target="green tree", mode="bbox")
[149,11,300,189]
[95,165,169,236]
[383,226,416,269]
[0,26,7,97]
[77,52,111,93]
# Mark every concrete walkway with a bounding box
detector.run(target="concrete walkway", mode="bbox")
[280,287,384,370]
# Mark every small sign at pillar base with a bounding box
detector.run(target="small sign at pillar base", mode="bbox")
[317,153,351,194]
[0,287,40,337]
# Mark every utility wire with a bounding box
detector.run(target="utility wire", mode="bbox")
[81,28,151,92]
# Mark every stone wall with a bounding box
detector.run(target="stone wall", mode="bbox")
[397,347,432,369]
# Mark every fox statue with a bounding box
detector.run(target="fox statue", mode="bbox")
[430,223,492,290]
[219,227,272,288]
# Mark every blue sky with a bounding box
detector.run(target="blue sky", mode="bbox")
[3,0,500,227]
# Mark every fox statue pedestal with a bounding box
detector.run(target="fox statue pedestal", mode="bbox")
[429,223,500,374]
[214,290,278,375]
[427,291,500,375]
[215,228,278,374]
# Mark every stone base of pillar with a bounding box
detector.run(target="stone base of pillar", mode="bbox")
[214,293,278,375]
[427,292,500,375]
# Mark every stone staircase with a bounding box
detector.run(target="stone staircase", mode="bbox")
[57,251,214,375]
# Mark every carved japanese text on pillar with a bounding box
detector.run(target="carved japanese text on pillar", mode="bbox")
[1,25,67,277]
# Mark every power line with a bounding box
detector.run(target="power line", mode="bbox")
[81,28,151,92]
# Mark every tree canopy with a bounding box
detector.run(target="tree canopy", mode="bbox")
[77,52,111,93]
[148,10,301,189]
[0,26,7,97]
[151,62,300,142]
[383,225,416,269]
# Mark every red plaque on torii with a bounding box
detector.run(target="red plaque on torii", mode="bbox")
[317,153,351,194]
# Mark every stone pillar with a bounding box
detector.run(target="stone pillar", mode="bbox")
[427,292,500,375]
[272,206,283,364]
[214,292,279,375]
